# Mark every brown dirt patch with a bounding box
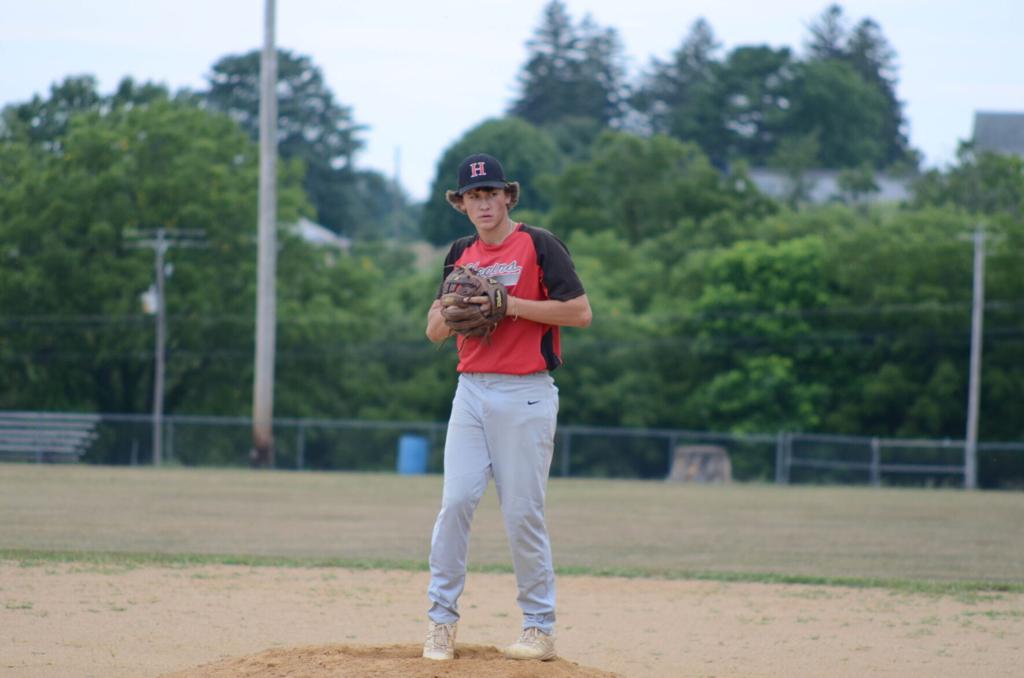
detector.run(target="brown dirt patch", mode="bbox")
[3,561,1022,677]
[161,643,619,677]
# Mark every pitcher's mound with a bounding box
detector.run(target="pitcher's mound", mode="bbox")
[161,643,622,677]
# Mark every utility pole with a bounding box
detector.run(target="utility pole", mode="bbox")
[964,225,987,490]
[252,0,278,469]
[129,228,205,466]
[152,229,167,467]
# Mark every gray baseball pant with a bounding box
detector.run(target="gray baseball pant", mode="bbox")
[427,371,559,634]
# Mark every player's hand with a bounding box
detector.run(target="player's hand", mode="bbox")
[465,294,491,313]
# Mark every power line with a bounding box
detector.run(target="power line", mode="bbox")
[1,299,1021,327]
[3,327,1023,364]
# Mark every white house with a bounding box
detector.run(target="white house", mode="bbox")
[972,111,1024,157]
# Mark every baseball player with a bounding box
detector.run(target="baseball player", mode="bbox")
[422,153,592,662]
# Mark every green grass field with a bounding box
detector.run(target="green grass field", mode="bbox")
[2,464,1022,591]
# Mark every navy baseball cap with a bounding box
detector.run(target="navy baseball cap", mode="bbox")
[453,153,509,195]
[445,153,521,214]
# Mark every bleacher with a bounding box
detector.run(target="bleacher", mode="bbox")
[0,412,100,463]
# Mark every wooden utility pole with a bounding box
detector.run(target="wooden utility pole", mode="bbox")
[964,225,986,490]
[152,228,167,467]
[128,228,205,466]
[252,0,278,468]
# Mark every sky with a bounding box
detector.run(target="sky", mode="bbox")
[2,1,1021,203]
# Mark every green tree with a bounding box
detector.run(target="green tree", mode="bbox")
[819,208,975,437]
[205,49,362,170]
[846,18,914,166]
[908,148,1024,443]
[707,45,796,167]
[690,354,828,433]
[542,115,606,162]
[634,8,915,170]
[544,131,773,243]
[634,27,798,167]
[573,14,630,126]
[1,76,204,153]
[1,75,104,150]
[420,117,562,245]
[510,0,575,126]
[633,18,721,142]
[803,5,915,168]
[204,49,403,238]
[769,131,821,207]
[681,237,832,432]
[805,4,847,61]
[0,88,435,428]
[510,1,629,128]
[784,58,887,168]
[912,144,1024,218]
[835,163,880,206]
[542,228,667,434]
[345,171,421,241]
[0,98,307,416]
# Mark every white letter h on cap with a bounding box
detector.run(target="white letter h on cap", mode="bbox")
[469,162,486,178]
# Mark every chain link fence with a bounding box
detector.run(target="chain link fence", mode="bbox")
[777,432,1024,489]
[2,411,1022,489]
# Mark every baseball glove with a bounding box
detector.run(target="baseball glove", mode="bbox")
[439,265,509,339]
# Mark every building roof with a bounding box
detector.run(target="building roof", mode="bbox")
[747,168,911,205]
[973,112,1024,157]
[293,217,351,250]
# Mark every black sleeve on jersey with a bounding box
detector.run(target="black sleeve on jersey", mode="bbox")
[523,225,585,301]
[435,236,477,299]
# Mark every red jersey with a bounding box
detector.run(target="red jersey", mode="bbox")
[437,223,585,374]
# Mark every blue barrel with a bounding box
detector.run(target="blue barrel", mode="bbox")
[397,434,429,474]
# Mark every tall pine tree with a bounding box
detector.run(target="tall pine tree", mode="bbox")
[510,1,628,128]
[633,18,720,141]
[805,4,847,61]
[802,5,915,168]
[204,49,372,234]
[846,18,915,167]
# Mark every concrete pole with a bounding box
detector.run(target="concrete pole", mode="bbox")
[252,0,278,468]
[964,225,986,490]
[962,227,987,489]
[152,228,167,466]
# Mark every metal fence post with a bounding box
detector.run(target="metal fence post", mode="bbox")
[786,433,794,484]
[774,432,784,484]
[9,411,1024,485]
[775,432,790,485]
[870,437,881,487]
[560,428,572,478]
[166,419,175,464]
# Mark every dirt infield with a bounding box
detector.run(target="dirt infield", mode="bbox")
[162,644,619,678]
[3,561,1022,678]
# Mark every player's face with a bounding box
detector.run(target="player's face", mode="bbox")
[461,187,510,231]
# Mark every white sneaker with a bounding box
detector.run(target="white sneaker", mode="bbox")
[502,626,556,661]
[422,620,457,660]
